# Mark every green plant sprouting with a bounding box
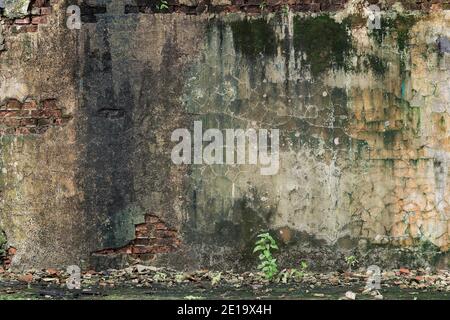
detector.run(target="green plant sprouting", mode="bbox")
[0,230,6,258]
[259,1,267,11]
[153,272,167,282]
[211,272,222,286]
[156,0,169,11]
[345,255,359,270]
[282,4,289,16]
[253,233,279,280]
[277,260,309,283]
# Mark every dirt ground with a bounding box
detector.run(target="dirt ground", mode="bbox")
[1,265,450,300]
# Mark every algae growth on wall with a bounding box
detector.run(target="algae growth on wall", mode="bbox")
[0,0,449,270]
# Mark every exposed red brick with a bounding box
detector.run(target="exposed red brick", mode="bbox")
[93,214,181,258]
[14,18,31,25]
[40,7,52,15]
[399,267,410,275]
[18,273,33,283]
[154,222,168,230]
[0,110,30,118]
[12,25,39,33]
[42,99,57,110]
[0,98,72,135]
[22,100,38,110]
[19,118,37,126]
[6,0,51,33]
[1,118,22,127]
[46,268,59,275]
[2,247,16,270]
[6,99,22,110]
[31,16,47,25]
[33,0,47,7]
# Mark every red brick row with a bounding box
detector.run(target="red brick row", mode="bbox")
[0,98,72,135]
[93,214,181,258]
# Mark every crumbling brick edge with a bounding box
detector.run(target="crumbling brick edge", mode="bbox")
[0,0,51,34]
[0,98,72,135]
[0,247,16,272]
[92,214,182,264]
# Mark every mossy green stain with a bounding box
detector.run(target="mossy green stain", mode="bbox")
[293,15,353,77]
[355,140,369,156]
[0,230,6,257]
[383,159,395,171]
[229,19,277,59]
[370,14,418,52]
[366,54,388,76]
[383,131,396,149]
[341,14,366,29]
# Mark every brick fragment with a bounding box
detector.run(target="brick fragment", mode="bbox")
[6,99,22,110]
[0,98,71,136]
[12,25,38,33]
[22,100,38,110]
[93,213,181,258]
[31,7,41,15]
[40,7,52,15]
[15,18,31,25]
[34,0,46,7]
[32,16,47,25]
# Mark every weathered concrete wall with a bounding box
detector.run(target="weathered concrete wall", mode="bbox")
[1,0,450,271]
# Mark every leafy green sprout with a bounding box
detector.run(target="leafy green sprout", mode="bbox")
[259,1,267,11]
[156,0,169,11]
[300,260,308,270]
[277,261,308,283]
[153,272,167,282]
[211,272,222,286]
[253,233,279,280]
[345,255,359,269]
[282,4,289,16]
[175,273,185,283]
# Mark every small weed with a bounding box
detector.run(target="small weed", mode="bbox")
[345,255,359,270]
[156,0,169,11]
[259,1,267,11]
[254,232,279,280]
[175,273,185,283]
[211,272,222,286]
[153,272,167,282]
[277,262,308,283]
[300,260,308,271]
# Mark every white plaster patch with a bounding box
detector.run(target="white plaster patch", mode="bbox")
[0,76,29,102]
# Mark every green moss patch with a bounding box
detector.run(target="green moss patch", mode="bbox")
[293,15,353,77]
[370,14,418,52]
[229,18,277,59]
[365,54,388,76]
